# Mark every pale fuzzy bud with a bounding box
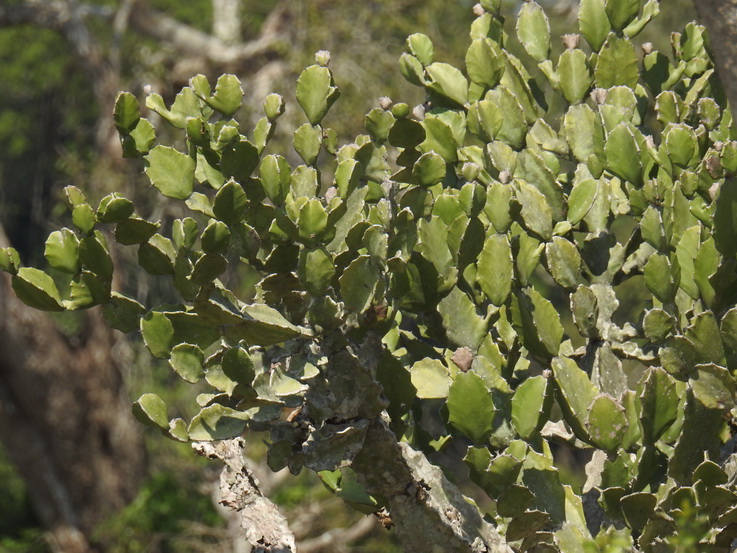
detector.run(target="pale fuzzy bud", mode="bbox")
[324,186,338,202]
[498,170,511,184]
[315,50,331,66]
[143,84,153,95]
[472,3,485,16]
[642,42,654,55]
[709,181,720,201]
[379,96,393,110]
[412,103,426,120]
[714,141,724,152]
[591,87,608,105]
[451,347,474,373]
[561,34,580,50]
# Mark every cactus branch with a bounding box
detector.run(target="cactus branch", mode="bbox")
[693,1,737,125]
[193,439,297,553]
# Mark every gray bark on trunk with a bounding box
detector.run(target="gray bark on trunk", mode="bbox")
[0,227,145,552]
[693,1,737,121]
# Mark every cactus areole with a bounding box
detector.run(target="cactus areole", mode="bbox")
[6,1,737,551]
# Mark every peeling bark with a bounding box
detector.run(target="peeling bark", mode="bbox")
[295,333,513,553]
[193,439,296,553]
[352,418,513,553]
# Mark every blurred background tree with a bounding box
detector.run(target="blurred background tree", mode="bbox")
[0,0,698,552]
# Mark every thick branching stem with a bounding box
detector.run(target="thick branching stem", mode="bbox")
[353,419,513,553]
[298,333,513,553]
[193,439,296,553]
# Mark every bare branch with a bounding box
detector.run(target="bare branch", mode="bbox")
[193,439,296,553]
[298,516,378,553]
[0,1,289,69]
[44,525,90,553]
[127,3,288,66]
[0,224,10,249]
[58,0,103,67]
[212,0,242,45]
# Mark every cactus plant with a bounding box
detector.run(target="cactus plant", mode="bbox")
[4,1,737,551]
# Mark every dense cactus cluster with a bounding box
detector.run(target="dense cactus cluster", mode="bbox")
[4,0,737,550]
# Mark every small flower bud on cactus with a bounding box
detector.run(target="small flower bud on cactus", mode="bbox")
[642,42,654,55]
[324,187,338,202]
[391,103,411,118]
[709,181,720,200]
[561,34,580,50]
[315,50,331,66]
[412,103,426,120]
[263,93,285,121]
[379,96,393,110]
[472,3,485,17]
[591,87,608,105]
[451,347,474,372]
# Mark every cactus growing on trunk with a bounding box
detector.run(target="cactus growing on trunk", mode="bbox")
[4,0,737,551]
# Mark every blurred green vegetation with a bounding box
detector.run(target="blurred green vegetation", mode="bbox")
[93,467,223,553]
[667,499,711,552]
[0,26,97,264]
[0,446,49,553]
[0,0,703,551]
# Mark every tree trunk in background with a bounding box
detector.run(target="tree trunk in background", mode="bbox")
[0,229,145,553]
[693,1,737,118]
[0,4,293,550]
[212,0,242,44]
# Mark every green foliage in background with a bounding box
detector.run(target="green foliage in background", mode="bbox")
[0,447,48,553]
[0,25,97,263]
[5,0,737,551]
[93,470,222,553]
